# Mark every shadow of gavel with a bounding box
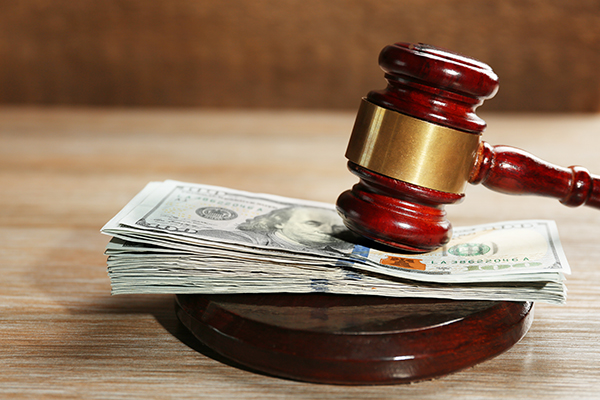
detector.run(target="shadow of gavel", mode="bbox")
[336,42,600,253]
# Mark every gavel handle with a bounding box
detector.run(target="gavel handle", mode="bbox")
[469,141,600,209]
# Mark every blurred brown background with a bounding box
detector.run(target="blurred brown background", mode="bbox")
[1,0,599,112]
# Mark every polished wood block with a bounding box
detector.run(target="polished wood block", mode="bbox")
[176,294,533,385]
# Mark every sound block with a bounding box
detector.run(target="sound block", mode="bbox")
[176,294,533,385]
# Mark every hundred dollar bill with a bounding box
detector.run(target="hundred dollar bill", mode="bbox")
[101,180,571,285]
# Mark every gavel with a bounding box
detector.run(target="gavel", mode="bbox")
[336,42,600,253]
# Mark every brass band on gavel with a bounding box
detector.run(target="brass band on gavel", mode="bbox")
[345,99,481,194]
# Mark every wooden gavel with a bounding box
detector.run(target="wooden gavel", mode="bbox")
[336,42,600,253]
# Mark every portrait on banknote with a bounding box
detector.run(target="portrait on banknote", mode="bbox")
[201,206,355,253]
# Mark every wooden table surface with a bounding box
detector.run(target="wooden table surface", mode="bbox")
[1,107,600,399]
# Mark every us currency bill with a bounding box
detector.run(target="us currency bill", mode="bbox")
[101,180,571,303]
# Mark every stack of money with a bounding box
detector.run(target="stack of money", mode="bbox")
[101,180,570,304]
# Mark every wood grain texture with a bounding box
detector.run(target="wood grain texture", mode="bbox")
[0,1,599,111]
[1,107,600,398]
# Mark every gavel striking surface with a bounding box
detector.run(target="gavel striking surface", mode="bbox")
[176,294,533,385]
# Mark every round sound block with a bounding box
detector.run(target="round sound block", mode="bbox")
[175,294,533,385]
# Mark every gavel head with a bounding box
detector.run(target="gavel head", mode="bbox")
[336,42,499,252]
